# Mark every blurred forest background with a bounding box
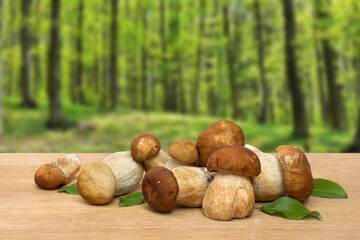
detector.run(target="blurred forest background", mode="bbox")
[0,0,359,153]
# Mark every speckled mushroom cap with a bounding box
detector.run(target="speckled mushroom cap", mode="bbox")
[168,139,199,165]
[197,120,245,167]
[142,167,179,213]
[34,164,65,190]
[206,146,261,177]
[131,133,161,162]
[276,145,314,202]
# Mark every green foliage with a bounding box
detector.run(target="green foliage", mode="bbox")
[57,183,79,195]
[255,197,322,220]
[118,192,144,207]
[311,178,348,198]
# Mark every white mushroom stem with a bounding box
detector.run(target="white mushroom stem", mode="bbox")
[245,144,286,201]
[143,150,171,172]
[102,152,144,196]
[172,167,213,207]
[202,172,254,221]
[165,157,192,170]
[51,154,81,183]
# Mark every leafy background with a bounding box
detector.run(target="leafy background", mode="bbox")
[0,0,359,153]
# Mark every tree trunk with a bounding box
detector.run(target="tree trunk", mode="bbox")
[109,0,118,109]
[254,0,268,124]
[0,0,3,137]
[314,0,346,130]
[32,0,42,97]
[160,0,169,111]
[46,0,66,129]
[281,0,308,137]
[222,1,239,119]
[141,3,148,111]
[74,0,85,104]
[20,0,37,108]
[192,0,206,115]
[100,0,109,108]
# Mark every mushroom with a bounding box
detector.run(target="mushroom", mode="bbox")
[197,120,245,167]
[77,162,116,205]
[131,133,161,162]
[143,150,171,172]
[102,152,144,196]
[202,146,261,221]
[245,144,286,201]
[142,167,179,213]
[276,145,314,202]
[172,166,213,207]
[34,154,81,190]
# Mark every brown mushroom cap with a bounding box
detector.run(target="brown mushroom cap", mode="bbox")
[168,139,199,165]
[142,167,179,213]
[206,146,261,177]
[131,133,161,162]
[276,145,313,202]
[77,162,116,205]
[34,164,65,189]
[197,120,245,166]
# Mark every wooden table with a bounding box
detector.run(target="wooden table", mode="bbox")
[0,153,359,239]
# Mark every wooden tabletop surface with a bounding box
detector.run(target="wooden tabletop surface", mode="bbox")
[0,153,359,239]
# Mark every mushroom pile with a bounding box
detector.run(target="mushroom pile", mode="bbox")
[34,120,314,221]
[139,120,314,221]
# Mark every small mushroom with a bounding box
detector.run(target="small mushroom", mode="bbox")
[142,167,179,213]
[77,162,116,205]
[197,120,245,166]
[202,146,261,221]
[131,133,161,162]
[246,144,286,201]
[276,145,314,202]
[34,154,81,190]
[143,150,171,172]
[102,152,144,196]
[169,139,199,165]
[172,166,213,207]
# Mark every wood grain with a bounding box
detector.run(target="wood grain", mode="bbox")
[0,153,359,239]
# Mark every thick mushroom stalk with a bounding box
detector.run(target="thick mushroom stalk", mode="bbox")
[246,144,286,201]
[202,146,261,221]
[172,166,213,207]
[202,172,254,220]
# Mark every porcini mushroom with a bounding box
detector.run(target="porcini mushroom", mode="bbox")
[276,145,314,202]
[77,162,116,205]
[131,133,161,162]
[172,166,213,207]
[142,167,179,213]
[143,150,171,171]
[34,154,81,190]
[245,144,286,201]
[102,152,144,196]
[202,146,261,221]
[197,120,245,167]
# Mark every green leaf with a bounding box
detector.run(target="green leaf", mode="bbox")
[256,197,322,220]
[118,192,144,207]
[311,178,348,198]
[57,183,80,195]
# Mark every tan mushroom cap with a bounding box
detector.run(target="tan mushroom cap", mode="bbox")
[276,145,313,202]
[77,162,116,205]
[34,164,65,190]
[197,120,245,166]
[142,167,179,213]
[131,133,161,162]
[207,146,261,177]
[168,139,199,165]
